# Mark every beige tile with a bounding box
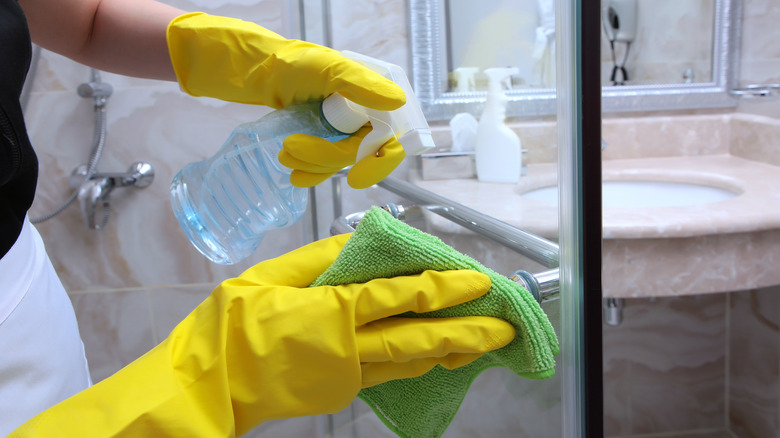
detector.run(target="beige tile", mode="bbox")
[729,286,780,438]
[242,416,322,438]
[148,284,215,343]
[603,295,727,435]
[69,289,156,383]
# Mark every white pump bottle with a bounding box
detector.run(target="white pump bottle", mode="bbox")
[475,67,521,183]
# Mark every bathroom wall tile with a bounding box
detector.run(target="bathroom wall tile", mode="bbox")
[736,59,780,120]
[445,369,563,437]
[740,0,780,61]
[730,114,780,166]
[330,370,563,438]
[69,289,156,383]
[601,115,730,160]
[737,0,780,119]
[602,295,727,435]
[729,286,780,438]
[649,431,734,438]
[242,416,322,437]
[602,347,631,437]
[148,284,215,343]
[335,402,398,438]
[513,121,559,165]
[329,0,409,71]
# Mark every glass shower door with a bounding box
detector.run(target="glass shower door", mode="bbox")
[313,0,603,436]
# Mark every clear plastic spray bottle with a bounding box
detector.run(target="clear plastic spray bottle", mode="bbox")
[170,51,434,265]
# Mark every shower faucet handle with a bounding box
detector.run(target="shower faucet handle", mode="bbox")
[71,162,155,230]
[120,162,155,188]
[70,162,155,189]
[77,177,113,230]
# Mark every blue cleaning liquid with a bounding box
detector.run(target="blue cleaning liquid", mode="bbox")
[170,101,349,264]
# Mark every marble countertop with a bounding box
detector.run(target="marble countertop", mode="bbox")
[411,154,780,297]
[412,154,780,241]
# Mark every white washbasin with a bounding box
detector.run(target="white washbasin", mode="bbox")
[521,180,739,208]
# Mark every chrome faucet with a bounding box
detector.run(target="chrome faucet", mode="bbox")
[70,161,155,229]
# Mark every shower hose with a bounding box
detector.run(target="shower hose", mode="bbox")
[29,66,110,227]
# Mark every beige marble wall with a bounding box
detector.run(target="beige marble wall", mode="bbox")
[603,294,728,436]
[736,0,780,119]
[603,286,780,438]
[729,286,780,438]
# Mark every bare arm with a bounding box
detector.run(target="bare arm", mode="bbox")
[19,0,185,81]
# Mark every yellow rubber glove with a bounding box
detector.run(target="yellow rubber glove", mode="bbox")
[279,125,407,189]
[167,12,408,189]
[10,234,514,437]
[167,12,406,110]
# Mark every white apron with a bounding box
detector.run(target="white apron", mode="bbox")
[0,217,92,435]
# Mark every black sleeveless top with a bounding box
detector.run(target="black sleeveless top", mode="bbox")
[0,0,37,259]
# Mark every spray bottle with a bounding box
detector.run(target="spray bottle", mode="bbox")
[475,67,521,184]
[170,51,434,264]
[452,67,479,92]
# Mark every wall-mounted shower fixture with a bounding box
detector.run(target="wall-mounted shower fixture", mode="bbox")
[77,74,114,104]
[31,68,154,229]
[603,0,637,86]
[69,162,155,230]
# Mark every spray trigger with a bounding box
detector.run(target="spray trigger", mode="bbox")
[355,116,395,162]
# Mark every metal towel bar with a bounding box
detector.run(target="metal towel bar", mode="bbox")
[376,177,559,268]
[329,176,560,304]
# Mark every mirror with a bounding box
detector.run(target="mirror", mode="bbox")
[409,0,742,121]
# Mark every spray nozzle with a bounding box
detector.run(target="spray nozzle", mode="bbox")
[484,67,519,95]
[322,51,434,162]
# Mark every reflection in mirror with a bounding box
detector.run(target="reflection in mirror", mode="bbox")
[445,0,556,92]
[601,0,715,87]
[410,0,740,121]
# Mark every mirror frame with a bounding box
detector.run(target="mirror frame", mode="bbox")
[408,0,743,121]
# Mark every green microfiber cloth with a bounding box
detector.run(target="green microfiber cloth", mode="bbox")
[310,206,559,438]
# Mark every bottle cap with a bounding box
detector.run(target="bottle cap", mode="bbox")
[322,94,369,134]
[322,51,435,162]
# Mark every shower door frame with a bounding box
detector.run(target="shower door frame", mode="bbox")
[557,0,604,435]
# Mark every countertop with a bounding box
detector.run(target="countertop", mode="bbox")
[413,154,780,240]
[411,154,780,297]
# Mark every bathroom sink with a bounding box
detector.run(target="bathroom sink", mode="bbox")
[520,180,739,208]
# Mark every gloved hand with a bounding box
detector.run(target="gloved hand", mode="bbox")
[167,12,406,110]
[167,12,409,189]
[10,234,514,437]
[279,125,406,189]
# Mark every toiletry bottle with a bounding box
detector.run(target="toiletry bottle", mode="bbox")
[452,67,479,92]
[170,51,434,265]
[475,67,521,183]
